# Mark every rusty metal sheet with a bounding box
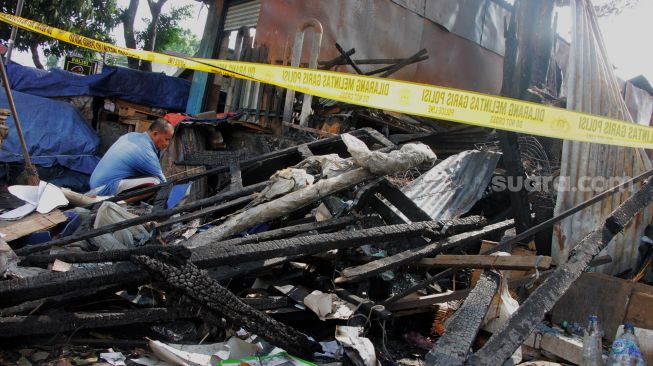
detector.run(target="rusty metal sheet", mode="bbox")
[255,0,504,94]
[422,0,509,55]
[390,0,425,15]
[552,0,652,275]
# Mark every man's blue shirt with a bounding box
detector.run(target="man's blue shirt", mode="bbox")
[90,132,166,195]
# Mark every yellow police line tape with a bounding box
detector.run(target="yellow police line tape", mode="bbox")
[1,12,652,149]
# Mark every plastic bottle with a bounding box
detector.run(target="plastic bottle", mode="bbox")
[563,320,585,337]
[582,315,605,366]
[606,323,646,366]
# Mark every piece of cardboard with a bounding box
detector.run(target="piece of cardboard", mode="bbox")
[552,272,634,342]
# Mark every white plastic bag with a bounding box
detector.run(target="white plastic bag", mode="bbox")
[481,252,522,364]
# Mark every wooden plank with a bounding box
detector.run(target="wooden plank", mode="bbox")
[419,254,552,270]
[0,210,67,242]
[135,120,153,133]
[523,325,583,365]
[625,291,653,330]
[471,240,536,286]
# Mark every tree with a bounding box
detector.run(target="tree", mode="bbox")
[119,0,140,69]
[138,0,167,71]
[160,28,200,57]
[0,0,120,69]
[592,0,639,17]
[137,5,197,54]
[45,54,59,69]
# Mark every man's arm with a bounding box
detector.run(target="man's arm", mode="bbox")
[134,149,166,183]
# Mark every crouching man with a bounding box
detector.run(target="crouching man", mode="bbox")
[88,119,174,197]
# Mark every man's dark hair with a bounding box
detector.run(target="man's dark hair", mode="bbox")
[149,119,173,133]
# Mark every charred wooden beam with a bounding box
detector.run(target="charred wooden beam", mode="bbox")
[426,271,501,365]
[497,0,554,240]
[155,194,252,229]
[0,284,122,317]
[190,219,459,268]
[0,219,477,307]
[467,176,653,366]
[362,127,395,148]
[244,296,294,310]
[364,55,429,76]
[369,194,406,225]
[377,178,432,222]
[497,132,534,234]
[16,182,268,256]
[0,262,147,307]
[0,308,193,338]
[336,219,513,284]
[26,216,360,266]
[379,49,428,78]
[318,47,355,70]
[132,254,320,359]
[335,42,363,74]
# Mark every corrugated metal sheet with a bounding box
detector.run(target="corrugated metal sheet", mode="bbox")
[552,0,652,274]
[625,82,653,126]
[224,0,261,31]
[401,150,501,220]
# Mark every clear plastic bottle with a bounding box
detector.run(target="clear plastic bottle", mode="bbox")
[606,323,646,366]
[582,315,605,366]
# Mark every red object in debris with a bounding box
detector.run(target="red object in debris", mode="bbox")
[163,113,190,126]
[404,330,434,351]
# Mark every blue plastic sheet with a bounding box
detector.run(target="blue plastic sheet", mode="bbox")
[6,62,190,111]
[0,90,100,175]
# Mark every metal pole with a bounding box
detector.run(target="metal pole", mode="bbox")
[0,52,39,185]
[5,0,25,63]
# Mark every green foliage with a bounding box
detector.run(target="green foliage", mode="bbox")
[45,54,59,69]
[136,4,198,56]
[0,0,120,58]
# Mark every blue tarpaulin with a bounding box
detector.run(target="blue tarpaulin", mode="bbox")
[6,62,190,111]
[0,90,100,175]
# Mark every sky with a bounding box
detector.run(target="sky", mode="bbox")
[7,1,653,83]
[555,0,653,82]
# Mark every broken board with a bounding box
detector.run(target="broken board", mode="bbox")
[419,254,552,270]
[551,272,634,342]
[0,210,67,242]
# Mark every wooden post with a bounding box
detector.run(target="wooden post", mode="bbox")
[498,0,555,244]
[186,0,227,114]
